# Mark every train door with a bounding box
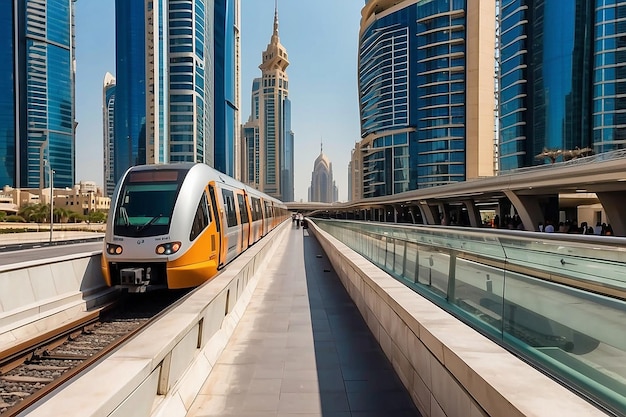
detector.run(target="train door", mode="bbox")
[208,184,223,267]
[236,192,250,251]
[221,187,242,263]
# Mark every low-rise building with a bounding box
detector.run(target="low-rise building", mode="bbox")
[0,183,110,217]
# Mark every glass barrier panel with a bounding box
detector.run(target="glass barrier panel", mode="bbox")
[312,219,626,415]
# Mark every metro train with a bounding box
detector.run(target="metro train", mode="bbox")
[101,163,289,292]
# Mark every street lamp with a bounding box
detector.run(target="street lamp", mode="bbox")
[45,160,54,243]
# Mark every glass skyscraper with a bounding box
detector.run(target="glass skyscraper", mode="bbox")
[499,0,593,170]
[0,1,16,188]
[499,0,626,169]
[103,73,116,197]
[0,0,76,189]
[114,0,147,181]
[593,1,626,153]
[114,0,238,183]
[355,0,495,198]
[214,0,239,177]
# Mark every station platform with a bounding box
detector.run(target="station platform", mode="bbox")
[186,224,421,416]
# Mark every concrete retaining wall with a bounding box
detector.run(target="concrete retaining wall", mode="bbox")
[0,251,115,351]
[307,222,608,417]
[24,221,290,417]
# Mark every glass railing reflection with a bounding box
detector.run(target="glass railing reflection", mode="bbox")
[313,219,626,416]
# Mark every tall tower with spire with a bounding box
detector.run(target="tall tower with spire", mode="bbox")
[241,3,294,201]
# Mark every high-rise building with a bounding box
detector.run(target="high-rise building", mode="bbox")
[499,0,593,170]
[103,72,116,197]
[113,0,240,183]
[241,6,293,201]
[353,0,495,198]
[499,0,626,170]
[0,0,77,189]
[214,0,241,177]
[309,143,338,203]
[114,0,146,181]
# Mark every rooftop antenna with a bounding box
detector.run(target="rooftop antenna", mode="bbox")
[273,0,279,36]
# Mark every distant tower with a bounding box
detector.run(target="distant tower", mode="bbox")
[103,73,116,197]
[309,140,338,203]
[241,3,294,201]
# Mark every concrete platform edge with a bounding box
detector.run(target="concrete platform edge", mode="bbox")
[21,221,290,417]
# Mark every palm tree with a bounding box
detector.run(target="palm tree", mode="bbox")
[54,207,71,223]
[33,203,50,223]
[18,203,48,222]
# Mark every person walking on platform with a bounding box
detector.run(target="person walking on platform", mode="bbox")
[296,212,301,228]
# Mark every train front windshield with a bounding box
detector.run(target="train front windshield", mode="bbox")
[113,169,187,237]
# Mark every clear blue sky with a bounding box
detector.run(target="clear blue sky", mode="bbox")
[74,0,364,202]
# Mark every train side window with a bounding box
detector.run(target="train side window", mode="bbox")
[209,185,220,233]
[222,189,238,227]
[264,201,271,218]
[190,192,210,241]
[237,194,249,224]
[252,198,261,221]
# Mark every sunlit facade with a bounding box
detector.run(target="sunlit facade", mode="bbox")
[241,7,293,201]
[355,0,495,198]
[0,0,77,189]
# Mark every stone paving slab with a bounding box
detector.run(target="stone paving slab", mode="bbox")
[186,224,421,417]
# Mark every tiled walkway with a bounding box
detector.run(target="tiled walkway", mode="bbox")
[187,224,421,417]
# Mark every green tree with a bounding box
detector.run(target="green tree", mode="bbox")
[18,203,48,222]
[88,210,107,223]
[68,212,85,223]
[0,211,6,221]
[54,207,72,223]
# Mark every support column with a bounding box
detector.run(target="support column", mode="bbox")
[418,201,438,225]
[596,191,626,236]
[409,206,417,224]
[462,199,481,228]
[503,191,544,232]
[438,202,450,225]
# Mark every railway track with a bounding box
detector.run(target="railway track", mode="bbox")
[0,289,191,416]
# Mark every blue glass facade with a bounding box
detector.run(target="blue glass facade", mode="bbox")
[214,0,237,176]
[103,77,116,197]
[0,1,16,188]
[5,0,77,189]
[167,0,213,165]
[115,0,235,179]
[359,7,414,197]
[359,0,469,197]
[499,0,593,170]
[415,0,467,187]
[281,98,293,202]
[593,0,626,152]
[114,0,146,181]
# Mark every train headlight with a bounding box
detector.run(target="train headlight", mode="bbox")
[155,242,182,255]
[106,243,123,255]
